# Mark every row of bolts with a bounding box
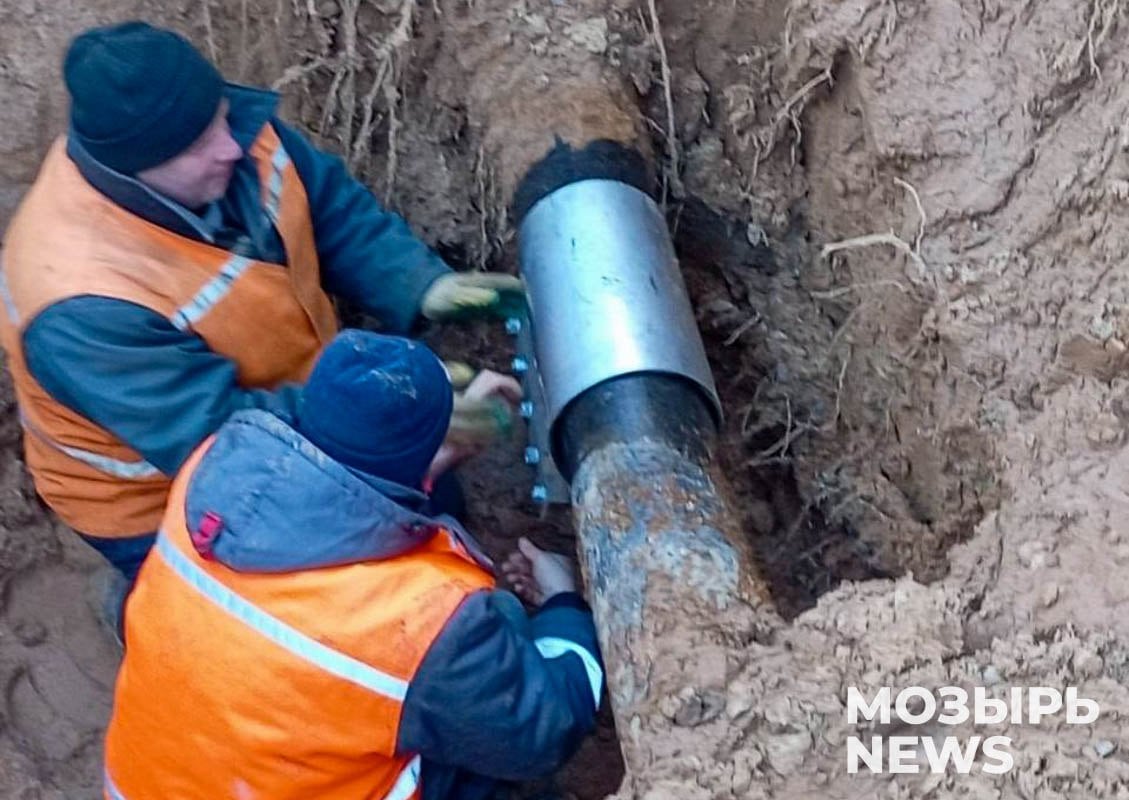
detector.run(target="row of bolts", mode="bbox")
[504,316,549,504]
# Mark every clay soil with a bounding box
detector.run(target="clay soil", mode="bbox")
[5,0,1129,797]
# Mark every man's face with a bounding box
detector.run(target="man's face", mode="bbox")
[136,99,242,209]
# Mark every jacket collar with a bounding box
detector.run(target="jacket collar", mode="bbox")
[182,410,485,574]
[65,83,279,243]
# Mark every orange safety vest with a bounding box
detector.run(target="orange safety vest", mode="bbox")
[0,125,338,537]
[104,439,494,799]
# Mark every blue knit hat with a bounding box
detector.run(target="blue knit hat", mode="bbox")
[297,331,453,488]
[63,21,224,174]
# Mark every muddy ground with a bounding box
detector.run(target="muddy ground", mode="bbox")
[3,0,1129,797]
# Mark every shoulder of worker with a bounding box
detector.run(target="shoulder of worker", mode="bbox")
[267,111,354,201]
[267,114,454,333]
[184,408,454,573]
[223,82,281,150]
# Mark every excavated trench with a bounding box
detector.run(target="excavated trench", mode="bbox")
[9,0,1129,798]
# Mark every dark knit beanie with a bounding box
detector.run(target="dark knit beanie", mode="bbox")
[63,21,224,175]
[297,331,454,489]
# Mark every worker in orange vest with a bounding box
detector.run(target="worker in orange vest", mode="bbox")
[104,329,603,800]
[0,21,521,588]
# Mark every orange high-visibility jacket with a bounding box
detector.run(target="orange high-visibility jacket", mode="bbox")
[104,433,495,800]
[0,125,337,538]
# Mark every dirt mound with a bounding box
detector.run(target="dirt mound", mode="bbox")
[3,0,1129,797]
[628,0,1129,795]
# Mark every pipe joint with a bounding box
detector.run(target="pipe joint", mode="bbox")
[518,179,722,457]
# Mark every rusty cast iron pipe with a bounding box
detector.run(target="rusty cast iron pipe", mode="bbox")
[510,141,764,785]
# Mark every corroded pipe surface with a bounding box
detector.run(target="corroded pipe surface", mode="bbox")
[571,442,765,783]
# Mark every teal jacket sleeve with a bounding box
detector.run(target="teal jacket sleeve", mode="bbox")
[23,297,303,478]
[274,121,451,333]
[397,590,604,780]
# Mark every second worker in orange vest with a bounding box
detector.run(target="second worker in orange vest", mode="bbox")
[104,330,604,800]
[0,21,523,584]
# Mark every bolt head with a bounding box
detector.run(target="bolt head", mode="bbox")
[531,483,548,503]
[524,446,541,465]
[505,317,522,335]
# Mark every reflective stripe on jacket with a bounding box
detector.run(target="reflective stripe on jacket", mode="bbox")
[0,124,337,536]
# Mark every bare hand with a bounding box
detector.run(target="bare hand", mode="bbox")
[462,370,522,405]
[428,370,524,483]
[500,537,578,606]
[446,369,522,451]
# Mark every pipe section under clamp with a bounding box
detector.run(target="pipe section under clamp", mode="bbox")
[517,178,722,470]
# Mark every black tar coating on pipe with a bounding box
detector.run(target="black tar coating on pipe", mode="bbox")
[554,373,717,482]
[511,138,653,223]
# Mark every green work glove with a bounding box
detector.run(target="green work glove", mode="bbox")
[421,272,526,322]
[442,360,476,390]
[447,392,515,449]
